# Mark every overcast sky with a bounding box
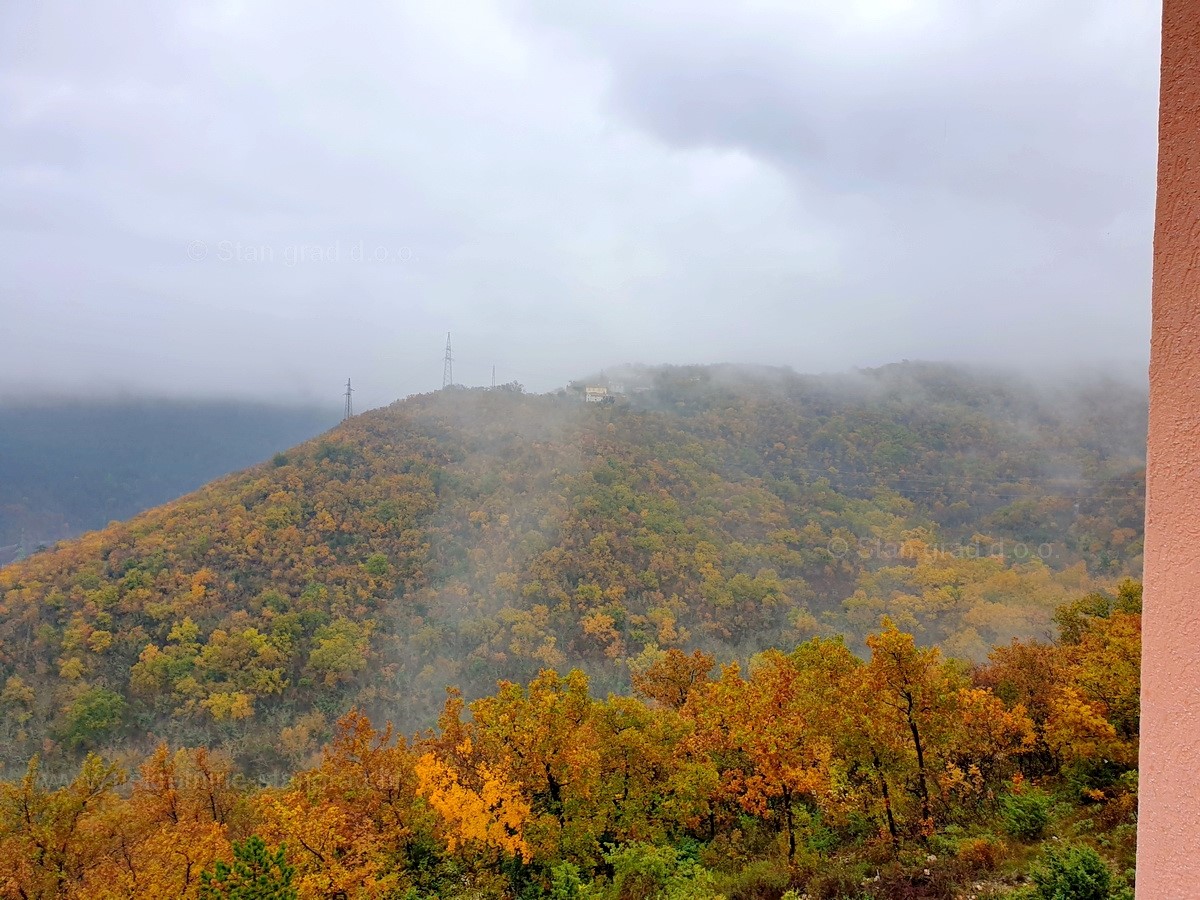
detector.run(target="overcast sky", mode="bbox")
[0,1,1160,409]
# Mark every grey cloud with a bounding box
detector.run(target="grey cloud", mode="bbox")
[0,0,1158,408]
[522,2,1157,217]
[512,0,1158,363]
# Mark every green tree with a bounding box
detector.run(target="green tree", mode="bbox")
[61,686,126,749]
[599,843,726,900]
[1030,845,1114,900]
[200,835,297,900]
[306,618,372,686]
[1000,787,1051,840]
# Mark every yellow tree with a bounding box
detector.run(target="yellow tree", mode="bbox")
[1069,612,1140,749]
[414,738,531,861]
[862,622,951,836]
[256,712,426,899]
[1042,609,1141,769]
[72,745,243,899]
[859,621,1033,842]
[974,639,1068,773]
[0,754,124,899]
[463,669,603,863]
[630,648,714,710]
[685,639,859,860]
[590,695,694,845]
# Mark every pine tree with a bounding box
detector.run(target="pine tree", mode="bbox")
[200,835,297,900]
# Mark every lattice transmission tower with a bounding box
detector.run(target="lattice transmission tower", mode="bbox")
[442,333,454,388]
[343,378,354,421]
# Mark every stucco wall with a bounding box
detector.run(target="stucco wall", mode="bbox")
[1138,3,1200,896]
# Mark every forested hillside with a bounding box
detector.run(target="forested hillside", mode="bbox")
[0,363,1146,773]
[0,586,1143,899]
[0,400,337,549]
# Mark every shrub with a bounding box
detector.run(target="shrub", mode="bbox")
[1001,788,1052,840]
[956,837,1003,873]
[1095,792,1138,831]
[1030,845,1113,900]
[714,858,790,899]
[804,860,871,900]
[601,843,726,900]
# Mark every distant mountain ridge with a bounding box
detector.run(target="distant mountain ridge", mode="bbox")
[0,363,1146,770]
[0,399,338,549]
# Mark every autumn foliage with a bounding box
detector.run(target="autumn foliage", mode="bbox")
[0,366,1144,774]
[0,588,1141,899]
[0,366,1145,896]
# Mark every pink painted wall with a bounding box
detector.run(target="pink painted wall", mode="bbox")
[1138,3,1200,896]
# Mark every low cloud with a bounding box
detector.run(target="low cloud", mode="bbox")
[0,0,1158,408]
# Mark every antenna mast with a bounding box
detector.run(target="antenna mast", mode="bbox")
[343,377,354,421]
[442,332,454,388]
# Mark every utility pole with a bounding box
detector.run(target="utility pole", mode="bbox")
[442,332,454,389]
[343,378,354,421]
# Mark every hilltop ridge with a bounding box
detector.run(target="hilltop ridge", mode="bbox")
[0,363,1146,770]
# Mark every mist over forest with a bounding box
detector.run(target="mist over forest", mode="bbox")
[0,0,1160,896]
[0,358,1152,896]
[0,360,1147,558]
